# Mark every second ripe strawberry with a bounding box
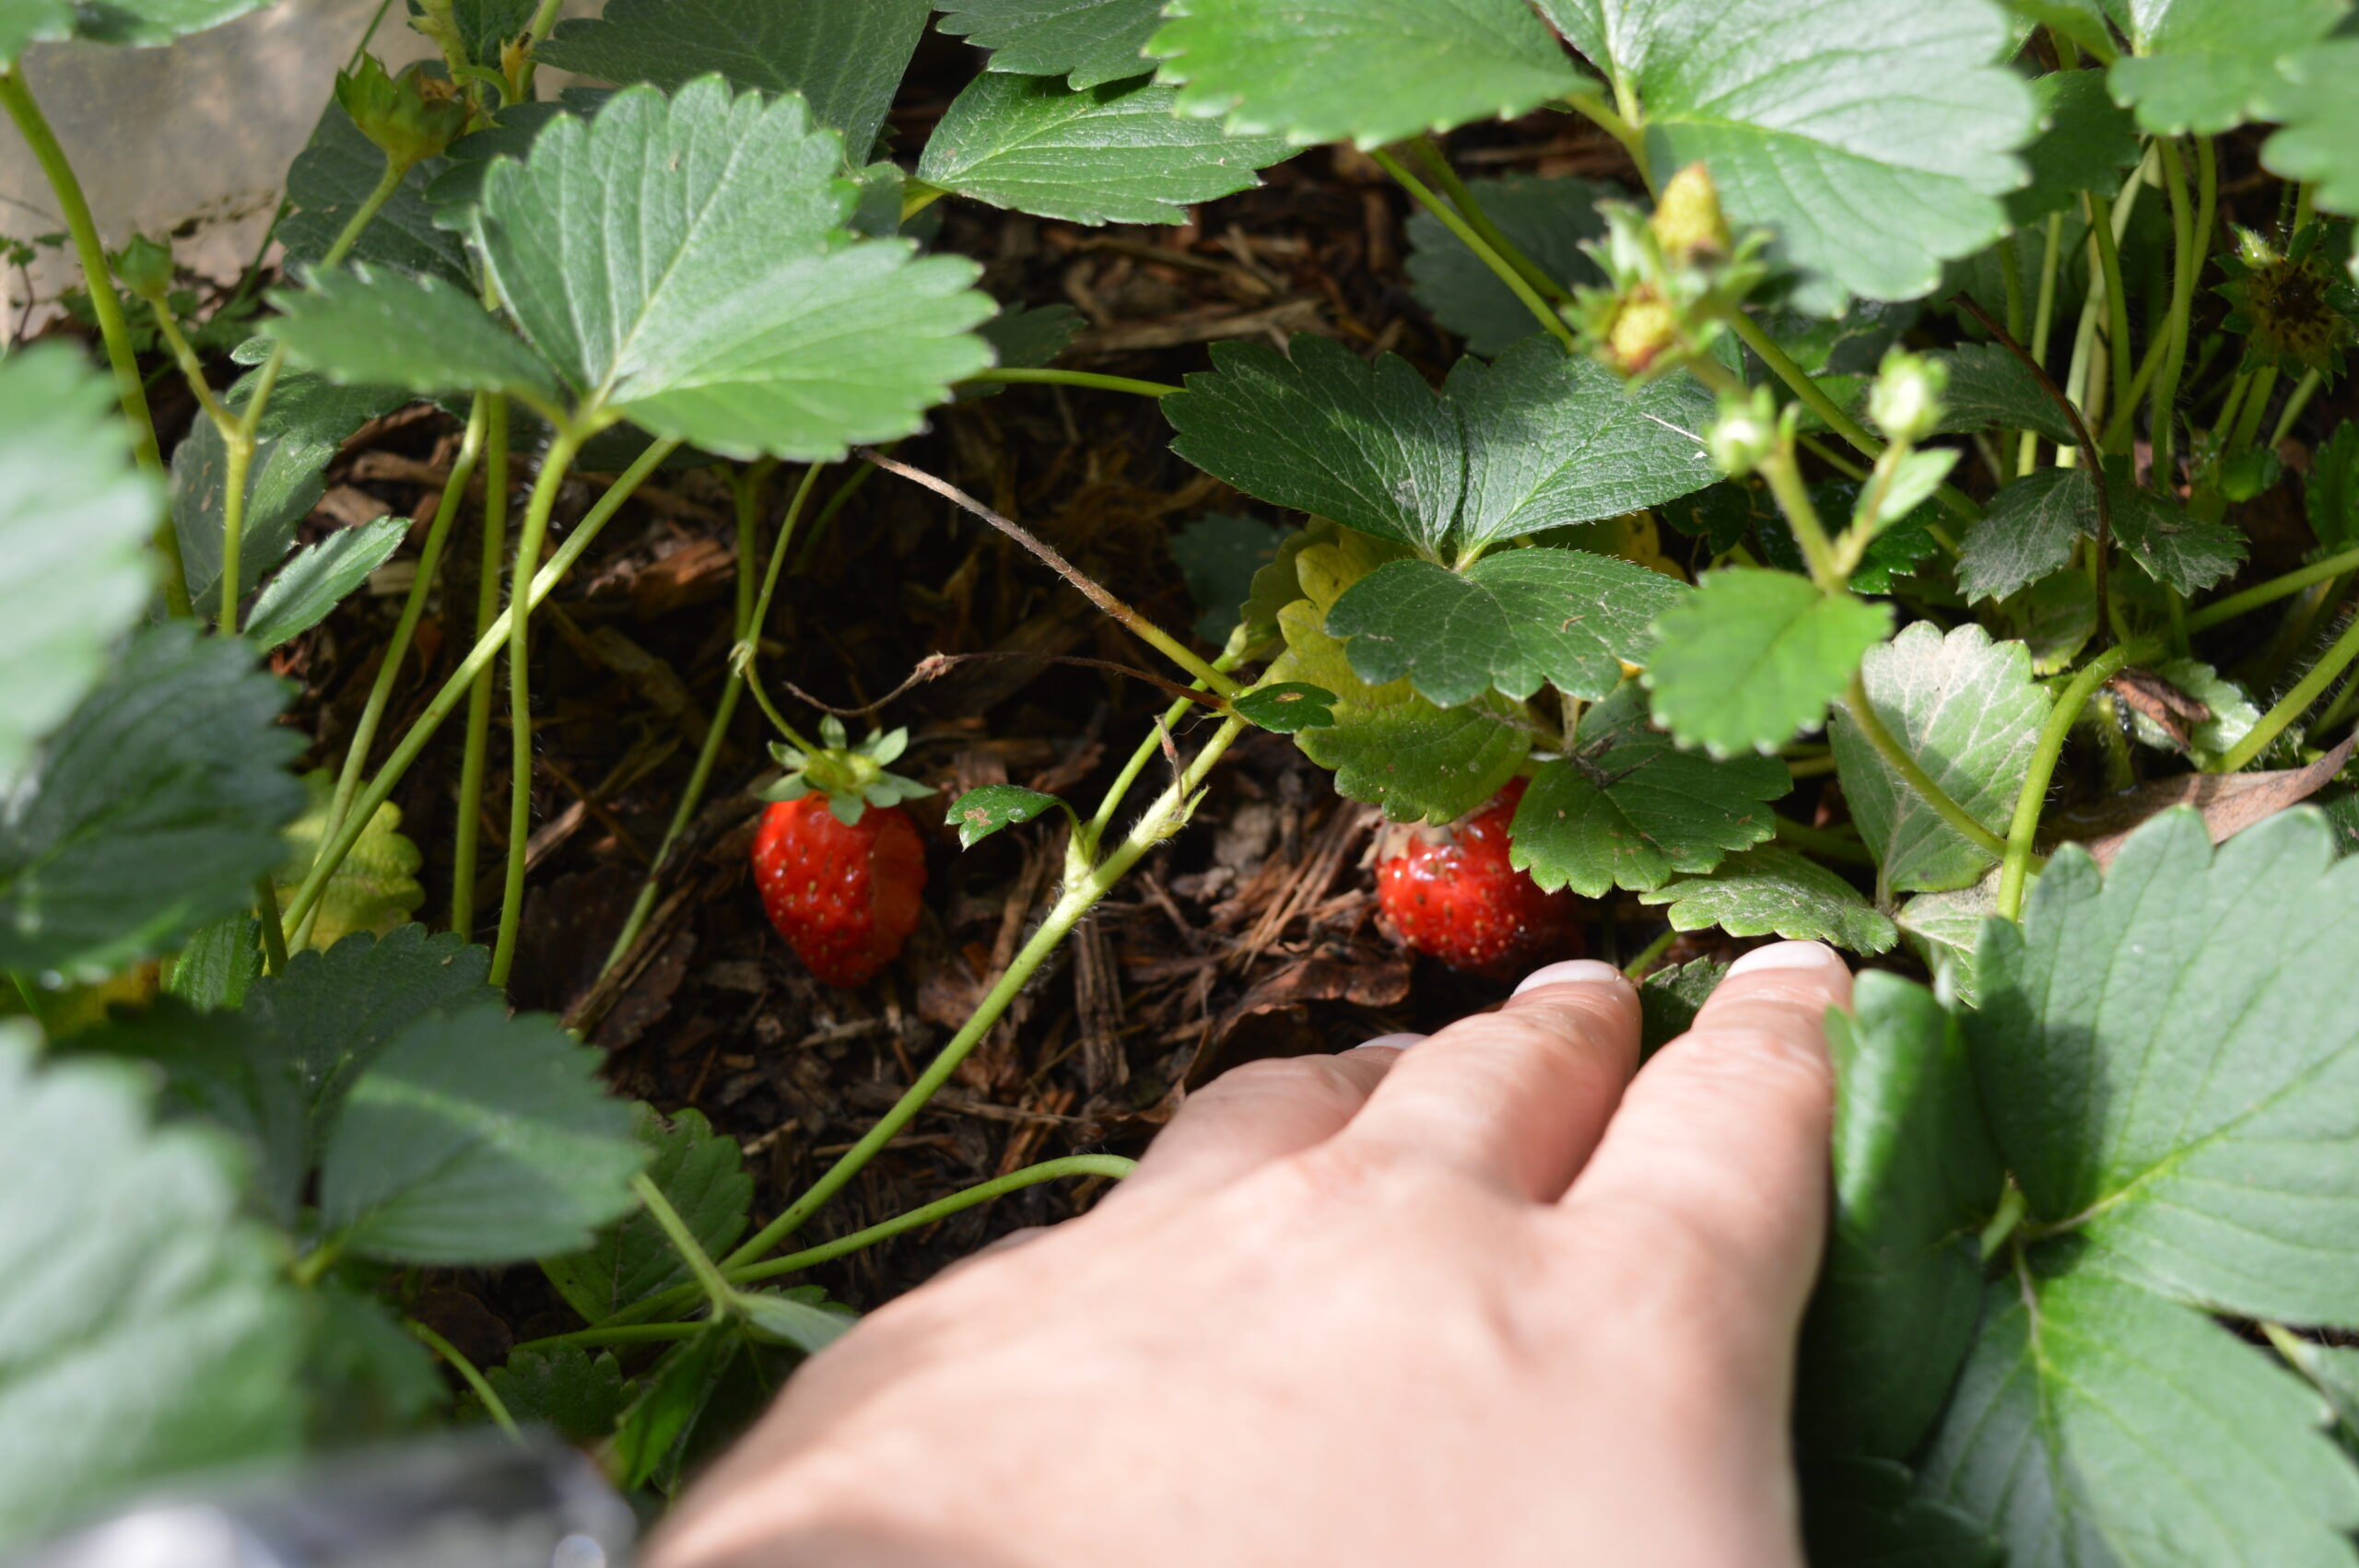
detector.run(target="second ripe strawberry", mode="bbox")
[1375,778,1581,977]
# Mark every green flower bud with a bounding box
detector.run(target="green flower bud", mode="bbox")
[1867,347,1948,445]
[334,55,468,171]
[1707,385,1780,478]
[1649,163,1731,262]
[112,234,174,301]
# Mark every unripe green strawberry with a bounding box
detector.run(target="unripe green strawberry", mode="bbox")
[753,797,926,989]
[1375,778,1580,977]
[334,55,467,170]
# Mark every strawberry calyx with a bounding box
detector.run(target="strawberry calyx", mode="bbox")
[760,716,933,826]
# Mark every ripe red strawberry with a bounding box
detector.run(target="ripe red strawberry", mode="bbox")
[751,718,933,988]
[1375,778,1581,977]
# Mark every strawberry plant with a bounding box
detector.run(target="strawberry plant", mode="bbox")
[6,0,2359,1560]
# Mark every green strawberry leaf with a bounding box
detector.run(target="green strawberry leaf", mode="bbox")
[1971,807,2359,1324]
[417,0,536,70]
[1955,467,2084,602]
[1659,479,1773,555]
[2258,39,2359,217]
[1636,957,1727,1059]
[473,79,993,460]
[1230,683,1337,733]
[979,301,1085,370]
[2006,68,2142,227]
[53,0,265,46]
[1509,682,1787,897]
[1644,570,1894,759]
[945,784,1073,849]
[1169,511,1282,642]
[738,1288,858,1354]
[1928,344,2081,449]
[482,1346,628,1445]
[1326,550,1684,708]
[0,624,306,980]
[2125,657,2258,769]
[918,73,1293,225]
[1755,479,1942,595]
[303,1281,448,1437]
[937,0,1166,88]
[0,345,158,792]
[2105,457,2246,592]
[264,263,566,415]
[1896,875,2000,1007]
[1149,0,1584,150]
[537,0,932,158]
[1802,1457,2003,1568]
[1165,335,1716,560]
[1544,0,2038,311]
[1920,1270,2359,1568]
[245,513,408,652]
[318,1004,643,1265]
[2107,0,2344,136]
[276,768,425,953]
[1406,173,1611,357]
[1801,973,2002,1462]
[1270,532,1531,823]
[0,0,71,62]
[164,912,265,1012]
[2308,420,2359,553]
[543,1106,752,1322]
[277,99,472,288]
[0,1027,306,1539]
[1831,624,2047,895]
[1636,845,1897,954]
[2276,1338,2359,1442]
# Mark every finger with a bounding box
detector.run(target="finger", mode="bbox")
[1115,1040,1410,1200]
[1334,959,1641,1200]
[1560,942,1848,1335]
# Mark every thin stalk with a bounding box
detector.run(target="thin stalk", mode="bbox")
[1367,146,1574,352]
[0,69,187,615]
[2271,370,2323,449]
[1842,672,2008,860]
[452,398,511,935]
[960,368,1178,398]
[2150,137,2199,487]
[2088,191,2132,437]
[2097,329,2170,452]
[2213,607,2359,772]
[252,874,289,976]
[1998,639,2156,919]
[601,461,816,975]
[791,459,881,575]
[1411,135,1570,304]
[1621,927,1680,980]
[410,1322,519,1440]
[488,425,588,988]
[2017,213,2067,473]
[1083,645,1244,851]
[2186,548,2359,632]
[1557,90,1649,186]
[1999,234,2029,347]
[512,1323,703,1353]
[514,0,565,99]
[2212,370,2251,453]
[1759,447,1843,591]
[632,1171,737,1315]
[2226,365,2277,457]
[1773,813,1876,866]
[312,396,489,930]
[284,439,676,938]
[718,716,1250,1273]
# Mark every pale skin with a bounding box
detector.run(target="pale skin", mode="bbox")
[652,940,1852,1568]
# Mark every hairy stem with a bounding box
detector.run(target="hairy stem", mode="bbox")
[410,1321,519,1440]
[452,397,511,936]
[1842,672,2008,860]
[1368,146,1574,352]
[0,68,188,616]
[2214,606,2359,772]
[960,368,1178,398]
[1998,639,2156,919]
[2087,191,2132,439]
[284,438,675,938]
[2017,212,2067,473]
[2149,137,2199,487]
[2271,370,2323,450]
[632,1171,738,1315]
[2185,546,2359,633]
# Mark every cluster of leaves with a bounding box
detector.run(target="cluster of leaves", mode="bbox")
[11,0,2359,1559]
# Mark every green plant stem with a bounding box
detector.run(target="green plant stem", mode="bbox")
[252,874,289,976]
[2186,546,2359,633]
[1758,446,1842,591]
[1083,646,1246,852]
[960,368,1179,398]
[632,1171,737,1315]
[716,717,1248,1274]
[1998,639,2156,919]
[1368,146,1574,352]
[514,0,565,99]
[488,424,588,988]
[306,397,490,946]
[1410,135,1570,304]
[513,1323,704,1352]
[1999,234,2028,348]
[2226,365,2277,457]
[0,68,188,617]
[2213,608,2359,772]
[452,397,511,936]
[602,461,816,975]
[2150,137,2200,487]
[791,459,881,575]
[1621,927,1680,980]
[1557,90,1649,186]
[1841,672,2008,859]
[410,1321,519,1440]
[2271,370,2323,449]
[2018,212,2066,473]
[2087,191,2132,437]
[1978,1183,2027,1261]
[1773,813,1875,866]
[284,438,676,938]
[1720,309,1981,526]
[2098,329,2170,452]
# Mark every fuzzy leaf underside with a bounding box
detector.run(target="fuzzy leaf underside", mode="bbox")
[1543,0,2038,311]
[1831,623,2048,893]
[917,72,1293,226]
[2256,39,2359,217]
[1149,0,1585,150]
[537,0,932,158]
[1508,682,1788,896]
[0,346,158,793]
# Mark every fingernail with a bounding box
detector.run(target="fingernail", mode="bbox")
[1727,941,1845,977]
[1349,1032,1426,1052]
[1511,958,1627,996]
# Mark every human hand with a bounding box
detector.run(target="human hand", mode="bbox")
[651,941,1853,1568]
